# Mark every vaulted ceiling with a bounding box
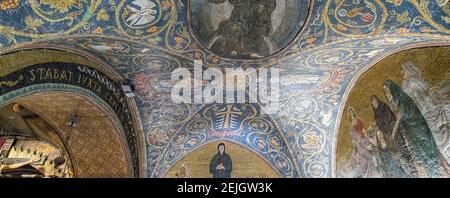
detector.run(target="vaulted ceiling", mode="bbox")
[0,0,449,177]
[17,92,133,177]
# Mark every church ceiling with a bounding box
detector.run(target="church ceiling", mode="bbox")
[0,0,448,50]
[0,0,449,178]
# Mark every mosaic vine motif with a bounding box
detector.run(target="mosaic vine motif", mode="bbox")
[295,0,450,50]
[0,0,448,51]
[323,0,388,37]
[151,103,298,178]
[0,0,101,43]
[20,33,447,177]
[0,0,449,178]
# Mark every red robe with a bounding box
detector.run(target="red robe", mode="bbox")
[353,119,365,138]
[0,138,5,148]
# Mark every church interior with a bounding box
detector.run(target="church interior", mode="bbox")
[0,0,449,178]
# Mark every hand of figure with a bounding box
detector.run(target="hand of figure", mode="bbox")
[217,164,225,170]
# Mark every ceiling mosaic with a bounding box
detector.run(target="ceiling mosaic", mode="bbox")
[0,0,449,177]
[190,0,310,59]
[0,0,448,51]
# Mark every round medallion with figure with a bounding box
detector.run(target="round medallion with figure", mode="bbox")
[190,0,311,60]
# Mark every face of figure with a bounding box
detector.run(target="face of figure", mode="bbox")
[227,23,243,38]
[229,0,243,6]
[371,97,379,109]
[400,67,410,79]
[181,163,187,174]
[256,3,266,13]
[383,84,393,103]
[53,157,66,168]
[219,145,225,155]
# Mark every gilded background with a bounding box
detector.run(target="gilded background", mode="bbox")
[165,141,280,178]
[336,46,450,167]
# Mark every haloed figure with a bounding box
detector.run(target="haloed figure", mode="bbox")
[209,143,232,178]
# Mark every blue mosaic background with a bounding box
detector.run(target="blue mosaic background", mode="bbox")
[0,0,449,177]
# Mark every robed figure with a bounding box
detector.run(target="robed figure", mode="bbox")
[207,0,277,58]
[400,62,450,163]
[340,108,380,178]
[209,143,232,178]
[383,80,448,177]
[370,95,409,178]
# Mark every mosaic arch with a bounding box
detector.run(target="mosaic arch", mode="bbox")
[2,34,448,178]
[165,140,282,178]
[334,45,450,178]
[0,49,146,177]
[14,91,132,177]
[149,103,299,178]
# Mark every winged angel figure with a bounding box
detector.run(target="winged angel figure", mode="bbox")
[125,0,158,26]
